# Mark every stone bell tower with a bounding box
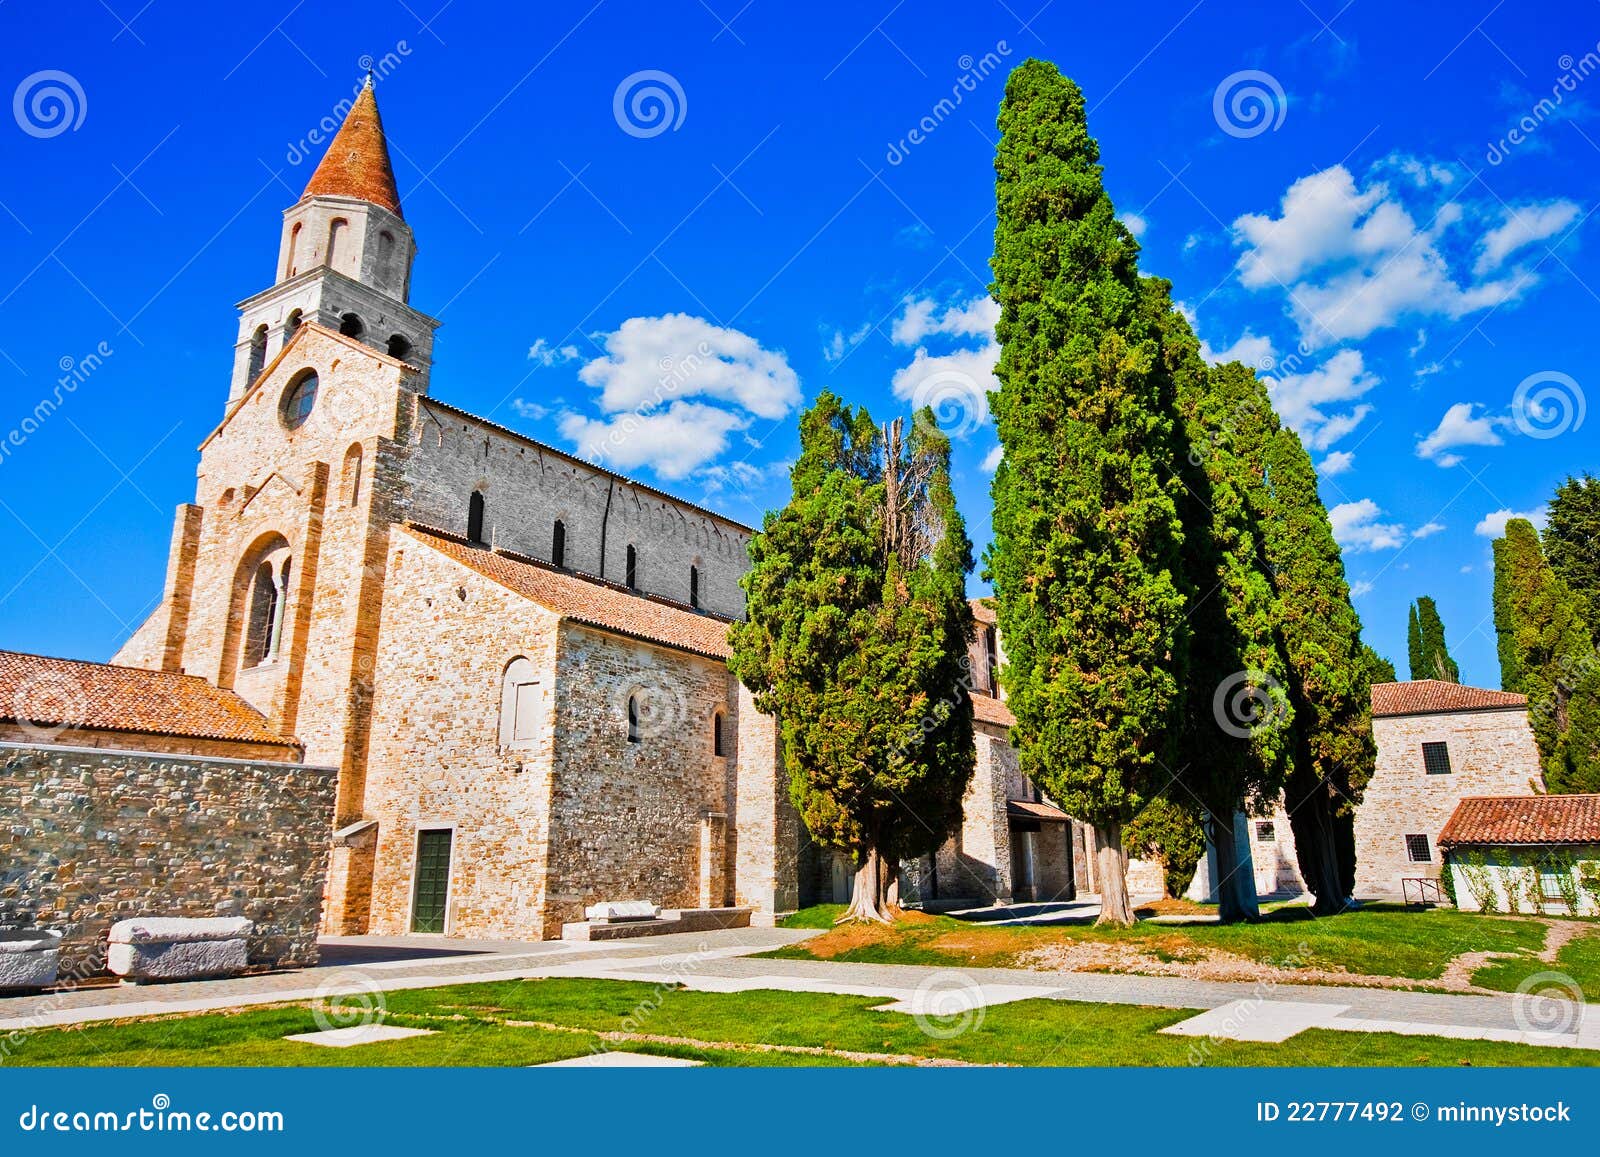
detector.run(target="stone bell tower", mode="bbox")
[226,76,439,408]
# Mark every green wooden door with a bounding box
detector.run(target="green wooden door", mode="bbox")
[411,829,453,933]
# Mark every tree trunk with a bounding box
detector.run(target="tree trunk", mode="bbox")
[1286,781,1350,916]
[837,845,898,924]
[1094,821,1136,926]
[1210,812,1259,923]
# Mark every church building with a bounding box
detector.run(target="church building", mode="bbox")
[97,80,1073,941]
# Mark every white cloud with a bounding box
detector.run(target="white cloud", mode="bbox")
[1415,401,1507,466]
[577,314,800,420]
[1475,201,1580,275]
[888,294,999,437]
[559,402,746,480]
[823,320,873,363]
[1474,507,1549,538]
[1328,499,1407,553]
[560,314,801,478]
[981,444,1003,472]
[1230,162,1544,346]
[1119,211,1147,238]
[510,398,551,421]
[528,337,580,367]
[1412,521,1446,539]
[1267,348,1379,450]
[1318,450,1354,476]
[1350,580,1375,597]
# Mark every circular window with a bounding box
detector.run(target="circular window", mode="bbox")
[281,370,318,429]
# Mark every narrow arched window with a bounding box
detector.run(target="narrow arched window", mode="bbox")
[626,545,637,590]
[327,217,349,268]
[342,444,363,507]
[339,312,364,339]
[499,656,541,749]
[247,325,268,382]
[984,625,999,697]
[689,565,700,609]
[245,562,278,666]
[284,309,303,342]
[551,520,566,567]
[712,710,725,756]
[387,333,412,360]
[467,491,486,543]
[285,222,302,278]
[626,693,641,743]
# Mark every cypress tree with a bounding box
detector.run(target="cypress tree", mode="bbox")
[1493,518,1600,793]
[1493,524,1543,694]
[1361,645,1397,685]
[1407,604,1423,680]
[729,392,976,923]
[1412,597,1459,682]
[1148,278,1293,922]
[1211,360,1377,914]
[986,60,1188,926]
[1547,473,1600,638]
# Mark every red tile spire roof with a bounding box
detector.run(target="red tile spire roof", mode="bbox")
[301,76,403,217]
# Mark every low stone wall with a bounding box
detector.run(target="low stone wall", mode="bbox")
[0,742,336,976]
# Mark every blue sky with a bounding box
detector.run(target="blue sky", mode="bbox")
[1,1,1595,688]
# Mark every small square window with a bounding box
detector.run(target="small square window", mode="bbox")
[1405,833,1432,862]
[1541,871,1566,900]
[1255,821,1275,843]
[1421,742,1452,775]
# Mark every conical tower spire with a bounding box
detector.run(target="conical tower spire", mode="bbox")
[301,76,403,217]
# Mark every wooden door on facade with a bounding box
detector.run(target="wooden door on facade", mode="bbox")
[411,829,453,933]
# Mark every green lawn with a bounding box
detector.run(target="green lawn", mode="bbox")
[1472,927,1600,999]
[8,976,1596,1068]
[774,902,1556,981]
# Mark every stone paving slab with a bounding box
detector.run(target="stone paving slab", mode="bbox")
[282,1025,435,1047]
[1161,1000,1351,1042]
[533,1051,703,1068]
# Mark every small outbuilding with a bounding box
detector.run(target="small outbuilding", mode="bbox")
[1437,794,1600,915]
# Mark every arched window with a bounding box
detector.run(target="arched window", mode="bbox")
[339,312,364,339]
[712,710,725,756]
[280,369,318,429]
[626,545,638,590]
[326,217,348,268]
[551,519,566,568]
[626,692,641,743]
[467,490,486,543]
[284,309,303,341]
[498,656,541,748]
[285,222,302,278]
[244,562,277,666]
[387,333,412,360]
[341,443,363,507]
[689,565,700,609]
[984,625,999,696]
[246,325,268,382]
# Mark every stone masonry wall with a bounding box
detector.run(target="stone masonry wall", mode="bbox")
[0,743,336,975]
[1355,707,1544,896]
[404,398,750,619]
[361,535,561,940]
[0,723,297,763]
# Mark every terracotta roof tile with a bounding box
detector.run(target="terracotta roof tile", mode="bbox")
[301,80,402,217]
[1438,795,1600,846]
[1370,680,1526,717]
[970,693,1015,728]
[1006,798,1072,823]
[969,597,997,625]
[0,651,294,747]
[403,524,734,660]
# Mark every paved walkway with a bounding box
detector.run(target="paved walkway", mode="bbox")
[2,927,1594,1052]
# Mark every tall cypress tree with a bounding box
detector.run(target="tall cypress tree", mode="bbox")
[1493,518,1600,793]
[1547,473,1600,638]
[1411,597,1459,682]
[1361,645,1398,685]
[1211,360,1377,913]
[730,392,976,923]
[1147,278,1293,922]
[1493,524,1543,694]
[987,60,1188,926]
[1407,604,1423,681]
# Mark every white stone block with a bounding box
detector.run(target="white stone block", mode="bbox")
[106,917,253,981]
[0,930,62,989]
[584,901,659,922]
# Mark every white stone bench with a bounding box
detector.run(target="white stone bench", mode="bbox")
[584,901,660,924]
[107,917,253,982]
[0,930,62,989]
